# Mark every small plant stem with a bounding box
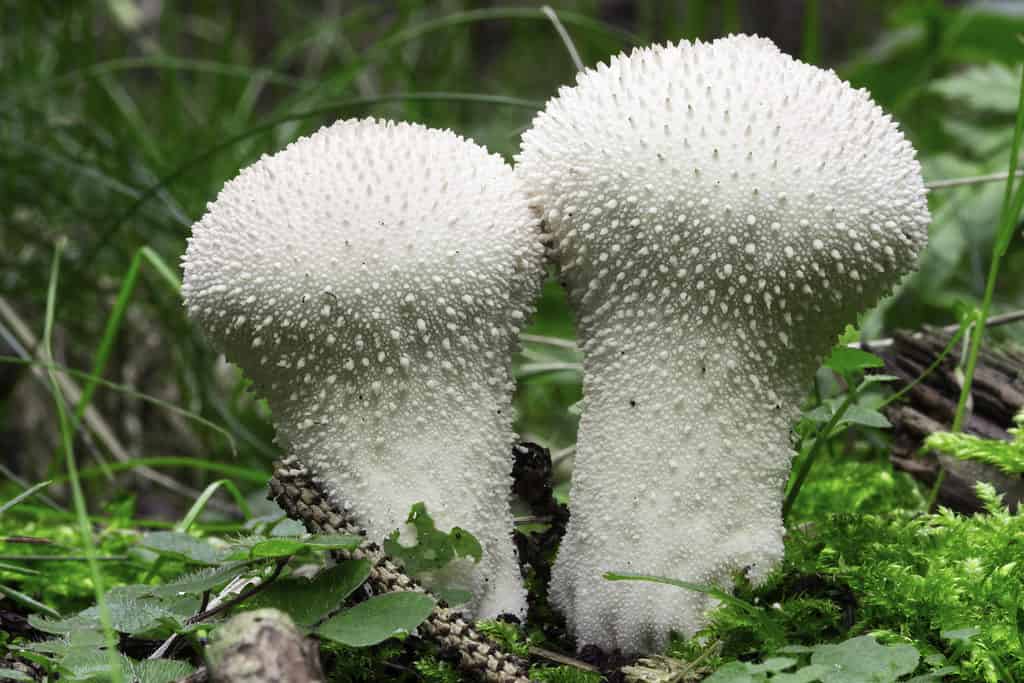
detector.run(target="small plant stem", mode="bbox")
[541,6,584,72]
[926,168,1024,190]
[878,326,967,410]
[529,645,601,673]
[783,390,857,519]
[73,246,180,431]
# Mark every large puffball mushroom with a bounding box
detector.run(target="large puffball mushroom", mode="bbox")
[516,35,930,652]
[183,118,546,619]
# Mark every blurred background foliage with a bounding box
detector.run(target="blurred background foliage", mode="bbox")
[1,0,1023,522]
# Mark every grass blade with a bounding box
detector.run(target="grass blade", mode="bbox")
[175,480,253,533]
[41,241,123,683]
[0,480,53,516]
[73,246,181,429]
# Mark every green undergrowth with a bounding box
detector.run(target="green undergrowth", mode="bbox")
[668,484,1024,682]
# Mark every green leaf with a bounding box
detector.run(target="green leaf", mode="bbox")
[825,347,884,374]
[704,661,764,683]
[809,636,919,683]
[31,585,198,638]
[931,63,1023,113]
[747,657,797,674]
[772,664,830,682]
[243,560,371,627]
[318,591,435,647]
[96,585,198,636]
[238,534,362,559]
[940,627,980,643]
[146,561,255,598]
[383,503,482,575]
[449,527,483,563]
[0,480,54,516]
[802,405,833,424]
[433,587,473,608]
[0,668,33,681]
[0,582,61,618]
[140,531,228,565]
[125,657,196,683]
[839,405,891,430]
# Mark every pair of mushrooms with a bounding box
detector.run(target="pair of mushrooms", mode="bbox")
[183,35,929,654]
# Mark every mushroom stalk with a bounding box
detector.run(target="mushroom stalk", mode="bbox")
[516,35,930,652]
[184,118,546,619]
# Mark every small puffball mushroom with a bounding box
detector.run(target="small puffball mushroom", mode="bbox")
[183,118,546,619]
[516,35,930,652]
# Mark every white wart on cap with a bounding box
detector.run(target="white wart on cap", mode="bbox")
[516,35,929,652]
[183,118,546,619]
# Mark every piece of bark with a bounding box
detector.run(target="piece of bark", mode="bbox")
[267,457,532,683]
[204,609,324,683]
[869,329,1024,512]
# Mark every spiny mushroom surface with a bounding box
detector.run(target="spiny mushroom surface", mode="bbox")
[183,118,546,619]
[516,35,930,652]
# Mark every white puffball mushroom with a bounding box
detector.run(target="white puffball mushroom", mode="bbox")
[183,118,546,619]
[516,35,930,652]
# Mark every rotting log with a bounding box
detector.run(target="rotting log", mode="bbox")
[868,329,1024,512]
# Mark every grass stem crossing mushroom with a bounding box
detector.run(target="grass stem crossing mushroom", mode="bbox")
[516,35,930,652]
[183,118,546,619]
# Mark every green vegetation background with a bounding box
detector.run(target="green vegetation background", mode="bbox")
[2,1,1024,681]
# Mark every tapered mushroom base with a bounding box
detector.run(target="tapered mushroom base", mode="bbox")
[549,340,801,653]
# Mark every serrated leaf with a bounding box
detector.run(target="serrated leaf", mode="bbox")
[317,591,435,647]
[94,585,199,636]
[243,559,371,628]
[146,561,255,598]
[126,657,196,683]
[825,347,884,374]
[31,586,198,638]
[28,612,104,636]
[931,63,1022,113]
[140,531,228,565]
[809,635,919,682]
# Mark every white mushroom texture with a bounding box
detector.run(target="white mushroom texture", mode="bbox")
[516,35,930,652]
[183,118,546,619]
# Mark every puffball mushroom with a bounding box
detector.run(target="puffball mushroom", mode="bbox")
[516,35,930,652]
[183,118,546,619]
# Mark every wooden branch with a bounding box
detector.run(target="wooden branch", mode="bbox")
[869,329,1024,513]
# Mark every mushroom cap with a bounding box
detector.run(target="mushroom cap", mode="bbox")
[183,117,545,619]
[185,118,543,387]
[516,34,930,365]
